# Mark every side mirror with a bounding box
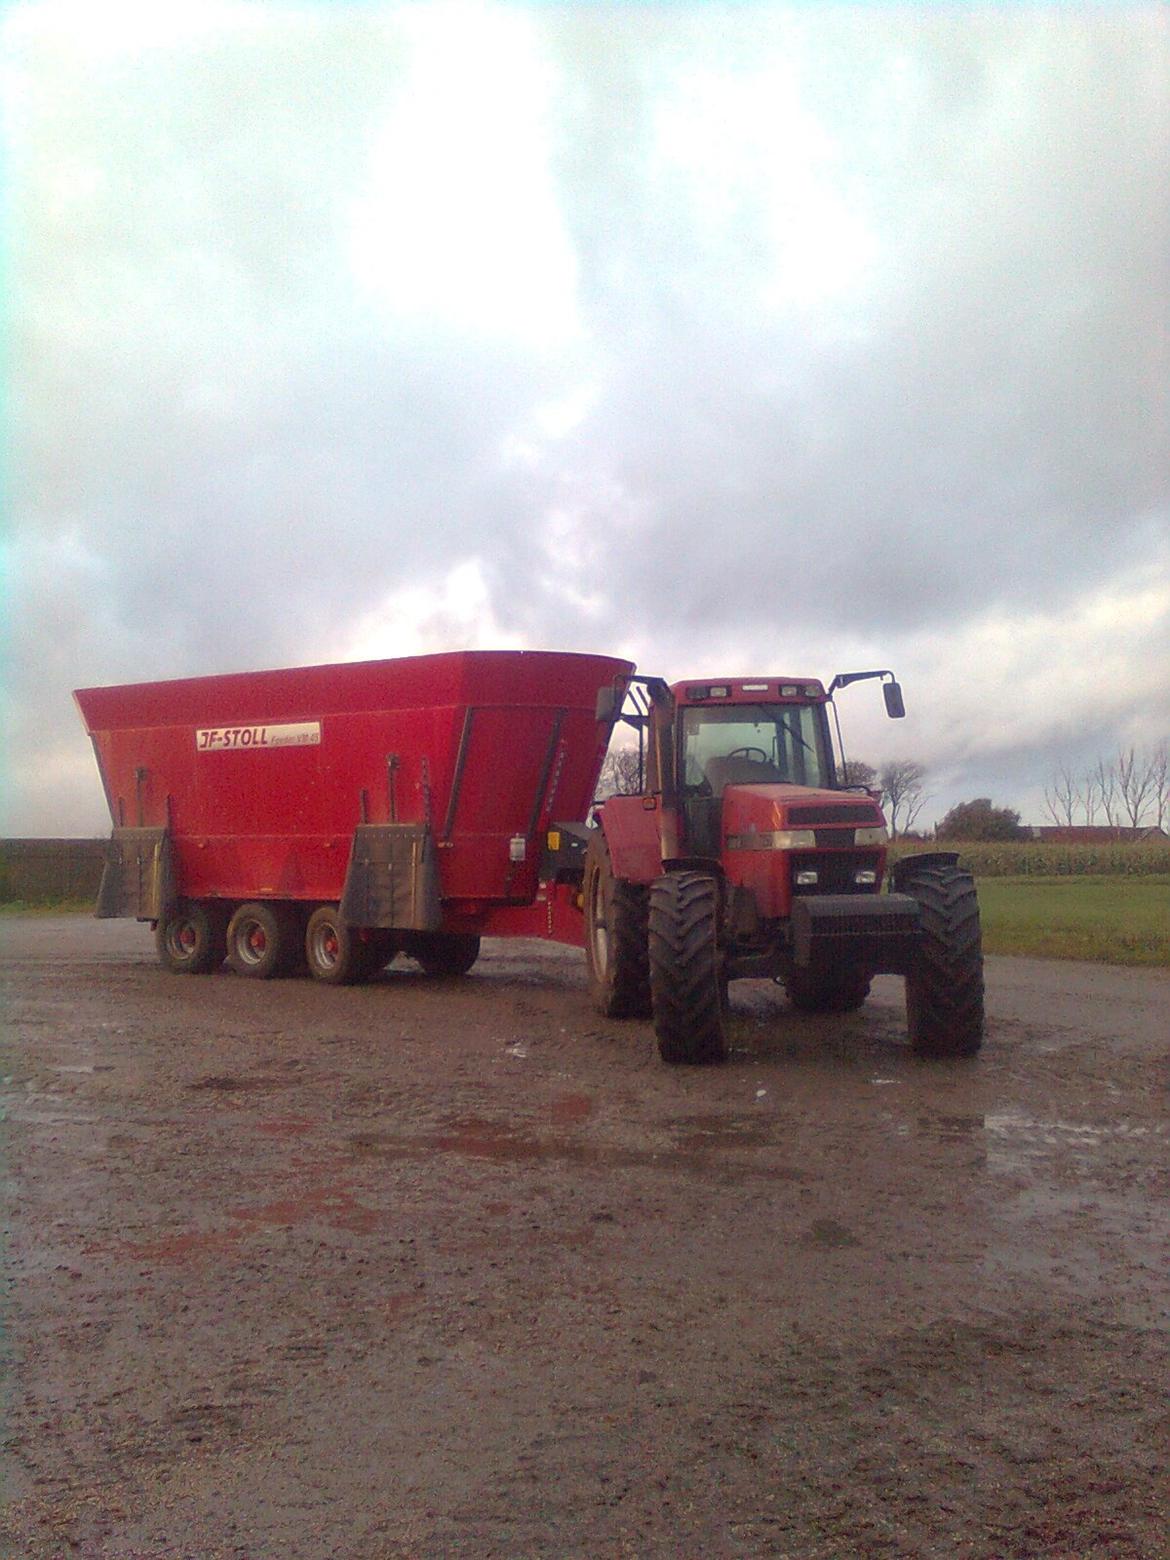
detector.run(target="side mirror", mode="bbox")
[883,681,906,719]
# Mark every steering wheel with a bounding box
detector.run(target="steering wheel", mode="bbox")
[726,746,769,763]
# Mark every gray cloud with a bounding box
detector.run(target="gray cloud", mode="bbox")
[3,4,1167,834]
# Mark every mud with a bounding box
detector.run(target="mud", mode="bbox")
[1,916,1168,1558]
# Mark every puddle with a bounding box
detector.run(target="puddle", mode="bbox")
[112,1181,381,1262]
[670,1113,774,1151]
[4,1111,102,1127]
[984,1111,1166,1171]
[549,1094,593,1125]
[987,1112,1161,1146]
[804,1217,860,1249]
[434,1116,550,1163]
[255,1117,316,1137]
[349,1113,803,1182]
[230,1185,379,1233]
[916,1113,986,1142]
[188,1075,276,1093]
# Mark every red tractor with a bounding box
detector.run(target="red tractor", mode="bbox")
[583,671,983,1064]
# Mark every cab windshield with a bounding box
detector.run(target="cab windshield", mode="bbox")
[681,703,832,794]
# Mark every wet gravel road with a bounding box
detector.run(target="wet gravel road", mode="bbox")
[1,916,1168,1558]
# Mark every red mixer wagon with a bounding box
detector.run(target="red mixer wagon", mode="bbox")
[74,649,632,981]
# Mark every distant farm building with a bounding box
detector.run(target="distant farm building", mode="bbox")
[1028,825,1169,843]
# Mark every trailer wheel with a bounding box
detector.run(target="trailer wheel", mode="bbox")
[409,933,481,977]
[360,930,400,976]
[305,905,372,985]
[784,969,871,1013]
[226,902,295,980]
[583,832,651,1019]
[156,901,226,975]
[649,871,728,1065]
[899,862,984,1057]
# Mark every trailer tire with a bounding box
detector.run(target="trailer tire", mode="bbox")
[226,902,295,980]
[305,905,371,985]
[649,871,728,1065]
[784,969,871,1013]
[155,900,226,975]
[900,862,984,1057]
[409,933,480,977]
[584,832,651,1019]
[360,930,400,976]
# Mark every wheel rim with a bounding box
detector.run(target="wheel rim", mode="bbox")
[235,919,268,967]
[587,873,609,978]
[309,922,340,972]
[166,920,198,960]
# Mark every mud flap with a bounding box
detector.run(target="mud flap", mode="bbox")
[339,824,442,931]
[96,827,176,921]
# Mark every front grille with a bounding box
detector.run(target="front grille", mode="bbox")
[790,851,880,895]
[814,828,854,848]
[788,803,881,826]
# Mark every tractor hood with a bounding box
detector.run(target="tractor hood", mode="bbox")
[719,783,889,919]
[722,784,887,846]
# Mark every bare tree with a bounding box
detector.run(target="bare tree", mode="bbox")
[1043,761,1078,827]
[838,759,877,790]
[1116,745,1158,828]
[1081,766,1101,824]
[1152,742,1169,831]
[1094,756,1119,827]
[596,744,643,799]
[877,759,928,837]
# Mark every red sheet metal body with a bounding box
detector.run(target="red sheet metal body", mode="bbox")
[75,650,632,921]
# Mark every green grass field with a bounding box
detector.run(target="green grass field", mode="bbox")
[975,875,1170,967]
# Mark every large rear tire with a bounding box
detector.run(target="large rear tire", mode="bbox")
[900,862,984,1057]
[407,932,481,976]
[156,900,226,975]
[226,902,297,980]
[583,831,651,1019]
[648,871,728,1065]
[784,968,871,1013]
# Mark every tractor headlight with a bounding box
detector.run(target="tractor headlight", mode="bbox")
[772,829,817,849]
[795,869,819,886]
[854,826,888,845]
[853,869,878,886]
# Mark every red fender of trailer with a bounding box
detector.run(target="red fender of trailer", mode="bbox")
[596,794,664,884]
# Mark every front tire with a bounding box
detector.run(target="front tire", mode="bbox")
[900,862,984,1057]
[784,969,871,1013]
[583,832,651,1019]
[156,900,226,975]
[648,871,728,1065]
[226,902,296,980]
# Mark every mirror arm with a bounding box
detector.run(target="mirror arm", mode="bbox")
[827,669,897,695]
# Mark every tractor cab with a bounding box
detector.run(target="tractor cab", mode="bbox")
[674,680,835,857]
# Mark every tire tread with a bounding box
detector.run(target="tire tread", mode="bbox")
[901,864,984,1056]
[648,871,728,1065]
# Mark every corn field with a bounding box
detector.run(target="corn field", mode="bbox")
[888,840,1170,877]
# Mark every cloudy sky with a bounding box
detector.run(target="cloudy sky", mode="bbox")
[3,0,1168,835]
